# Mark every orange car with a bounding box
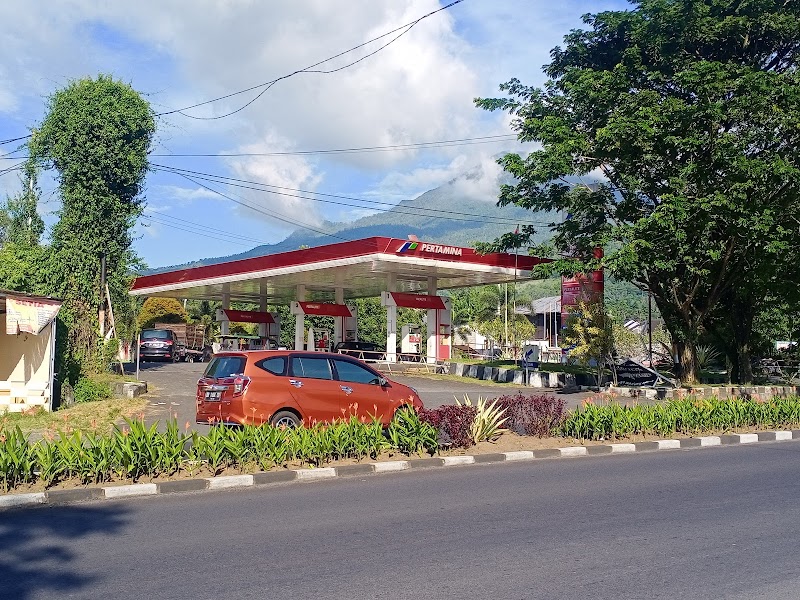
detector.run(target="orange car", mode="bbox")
[196,350,424,427]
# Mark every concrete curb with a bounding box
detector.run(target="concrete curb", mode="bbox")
[2,430,798,510]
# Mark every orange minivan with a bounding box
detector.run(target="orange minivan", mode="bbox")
[196,350,424,427]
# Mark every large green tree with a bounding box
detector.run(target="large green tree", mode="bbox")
[28,75,155,379]
[476,0,800,384]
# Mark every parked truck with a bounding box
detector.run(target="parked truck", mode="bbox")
[155,323,210,362]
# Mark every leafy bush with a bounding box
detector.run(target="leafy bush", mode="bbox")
[0,412,441,490]
[493,393,567,437]
[73,377,113,404]
[456,395,508,443]
[419,404,477,449]
[559,395,800,440]
[387,408,438,455]
[0,426,36,491]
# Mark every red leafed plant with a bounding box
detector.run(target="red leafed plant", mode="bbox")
[419,404,477,449]
[493,393,566,437]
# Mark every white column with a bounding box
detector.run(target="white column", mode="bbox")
[294,284,306,351]
[386,273,397,363]
[258,282,268,338]
[221,288,231,336]
[426,277,438,363]
[333,287,344,346]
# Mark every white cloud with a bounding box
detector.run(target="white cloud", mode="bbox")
[224,133,325,227]
[0,0,630,266]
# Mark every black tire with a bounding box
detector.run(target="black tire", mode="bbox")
[270,410,302,428]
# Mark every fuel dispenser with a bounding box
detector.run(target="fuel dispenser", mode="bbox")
[401,325,422,357]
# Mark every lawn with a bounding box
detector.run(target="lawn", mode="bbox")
[1,397,150,436]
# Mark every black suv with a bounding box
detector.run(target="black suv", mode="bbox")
[139,328,179,362]
[333,341,385,361]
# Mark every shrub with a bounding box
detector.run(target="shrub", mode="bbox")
[73,377,113,404]
[387,408,438,455]
[558,395,800,440]
[493,393,566,437]
[456,395,508,443]
[419,404,477,449]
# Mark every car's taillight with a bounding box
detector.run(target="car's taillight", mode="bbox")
[164,340,173,345]
[233,375,250,397]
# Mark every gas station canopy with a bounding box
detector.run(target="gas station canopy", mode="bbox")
[130,237,546,302]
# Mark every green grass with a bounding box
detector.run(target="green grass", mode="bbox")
[1,397,150,436]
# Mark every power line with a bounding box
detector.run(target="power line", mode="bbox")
[151,134,517,157]
[0,135,31,146]
[156,0,464,120]
[0,161,25,178]
[5,132,520,160]
[140,214,260,248]
[165,169,352,242]
[153,163,553,228]
[142,211,273,246]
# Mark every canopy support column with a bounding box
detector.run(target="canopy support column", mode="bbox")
[221,287,230,336]
[386,274,397,363]
[426,277,438,363]
[294,284,306,351]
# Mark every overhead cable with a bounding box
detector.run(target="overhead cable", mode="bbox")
[156,0,464,120]
[153,163,553,228]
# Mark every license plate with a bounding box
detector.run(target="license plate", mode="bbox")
[204,390,222,401]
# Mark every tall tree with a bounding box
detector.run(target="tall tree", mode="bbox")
[0,164,45,248]
[476,0,800,384]
[28,75,155,379]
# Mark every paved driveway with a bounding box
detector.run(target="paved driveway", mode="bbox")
[130,361,590,430]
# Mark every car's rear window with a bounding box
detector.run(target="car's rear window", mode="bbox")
[205,356,247,378]
[142,329,172,340]
[255,356,286,376]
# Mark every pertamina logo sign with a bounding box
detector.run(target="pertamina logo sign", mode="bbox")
[397,241,462,256]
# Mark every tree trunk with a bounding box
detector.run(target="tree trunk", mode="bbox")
[674,340,699,386]
[729,295,757,385]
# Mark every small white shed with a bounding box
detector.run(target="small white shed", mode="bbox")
[0,290,61,413]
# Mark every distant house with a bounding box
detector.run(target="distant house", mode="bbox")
[516,295,562,347]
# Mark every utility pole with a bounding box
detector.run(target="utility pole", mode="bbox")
[648,290,653,366]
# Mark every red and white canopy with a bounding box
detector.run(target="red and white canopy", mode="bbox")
[130,236,546,302]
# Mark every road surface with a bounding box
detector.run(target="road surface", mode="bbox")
[3,441,800,599]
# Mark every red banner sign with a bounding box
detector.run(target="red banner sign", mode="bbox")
[299,302,352,317]
[390,292,446,310]
[223,310,275,324]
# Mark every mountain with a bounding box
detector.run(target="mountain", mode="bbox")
[143,163,562,275]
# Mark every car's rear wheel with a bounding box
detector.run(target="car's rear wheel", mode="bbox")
[270,410,302,429]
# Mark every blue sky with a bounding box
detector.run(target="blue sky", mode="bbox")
[0,0,626,268]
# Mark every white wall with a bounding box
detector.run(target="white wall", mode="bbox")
[0,314,54,412]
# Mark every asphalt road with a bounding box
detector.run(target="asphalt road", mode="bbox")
[4,442,800,599]
[132,361,591,431]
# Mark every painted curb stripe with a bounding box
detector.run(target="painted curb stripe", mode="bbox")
[0,492,46,507]
[775,431,793,441]
[610,443,637,453]
[373,461,409,472]
[207,475,254,489]
[103,484,158,498]
[559,447,588,457]
[295,468,336,480]
[502,451,534,461]
[657,440,681,450]
[736,433,759,444]
[699,436,721,446]
[443,456,475,466]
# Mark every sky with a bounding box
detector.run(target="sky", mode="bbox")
[0,0,627,268]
